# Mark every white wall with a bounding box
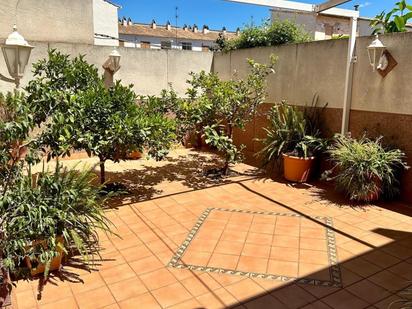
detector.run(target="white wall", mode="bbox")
[0,42,213,96]
[271,9,373,40]
[0,0,94,44]
[119,34,214,51]
[93,0,119,46]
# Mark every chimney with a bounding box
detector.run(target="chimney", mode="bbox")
[127,17,132,26]
[122,17,127,26]
[183,24,188,31]
[222,26,227,35]
[166,21,172,31]
[151,19,157,29]
[236,27,241,36]
[202,25,209,34]
[193,24,198,33]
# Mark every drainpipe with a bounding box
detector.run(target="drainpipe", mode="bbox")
[341,16,358,134]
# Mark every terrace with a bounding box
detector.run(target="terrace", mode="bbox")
[10,149,412,309]
[1,1,412,308]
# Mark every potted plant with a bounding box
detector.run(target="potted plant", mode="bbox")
[258,101,325,182]
[0,162,113,279]
[323,135,409,202]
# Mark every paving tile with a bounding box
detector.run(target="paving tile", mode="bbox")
[299,249,329,265]
[346,279,392,304]
[196,287,240,309]
[151,282,193,308]
[180,273,221,297]
[139,268,177,291]
[369,270,411,292]
[225,279,266,302]
[270,246,299,262]
[241,243,271,259]
[69,271,106,294]
[108,276,148,302]
[75,286,116,309]
[14,289,37,309]
[322,290,369,309]
[271,284,317,309]
[215,240,245,255]
[128,255,164,275]
[100,263,136,284]
[120,244,153,263]
[118,292,161,309]
[236,256,268,273]
[208,253,240,269]
[181,251,211,265]
[272,235,300,248]
[267,260,298,278]
[40,297,78,309]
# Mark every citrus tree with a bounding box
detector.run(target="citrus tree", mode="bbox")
[186,55,277,175]
[27,50,176,184]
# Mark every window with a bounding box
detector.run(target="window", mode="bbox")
[181,42,192,51]
[140,41,151,49]
[161,41,172,49]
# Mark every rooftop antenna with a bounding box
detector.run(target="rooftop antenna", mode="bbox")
[175,6,179,48]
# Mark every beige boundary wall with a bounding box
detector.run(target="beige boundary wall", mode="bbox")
[213,32,412,202]
[0,42,213,95]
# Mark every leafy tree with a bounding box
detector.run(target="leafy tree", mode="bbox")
[371,0,412,34]
[27,50,176,184]
[215,20,311,52]
[186,55,277,175]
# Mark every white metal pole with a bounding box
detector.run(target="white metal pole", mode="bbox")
[341,16,357,134]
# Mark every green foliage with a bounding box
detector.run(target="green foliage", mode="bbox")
[371,0,412,34]
[257,101,325,166]
[25,49,100,125]
[0,162,111,278]
[28,50,176,184]
[187,55,277,174]
[216,20,311,52]
[0,92,38,194]
[323,135,409,201]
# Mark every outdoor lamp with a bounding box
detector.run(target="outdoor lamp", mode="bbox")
[367,34,387,72]
[103,49,121,73]
[1,25,34,87]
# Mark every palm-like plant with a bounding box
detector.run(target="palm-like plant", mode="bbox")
[258,101,324,166]
[324,135,409,202]
[0,162,113,278]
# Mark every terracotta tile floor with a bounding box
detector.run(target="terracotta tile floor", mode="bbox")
[11,149,412,308]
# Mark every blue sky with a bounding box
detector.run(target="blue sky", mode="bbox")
[116,0,395,31]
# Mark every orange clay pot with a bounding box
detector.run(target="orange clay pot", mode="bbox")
[282,153,316,183]
[127,150,143,160]
[25,236,64,276]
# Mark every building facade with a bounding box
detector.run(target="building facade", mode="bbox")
[119,19,238,51]
[271,8,374,40]
[0,0,119,46]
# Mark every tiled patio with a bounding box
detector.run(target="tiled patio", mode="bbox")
[11,149,412,309]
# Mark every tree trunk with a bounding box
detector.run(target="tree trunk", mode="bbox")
[223,124,234,176]
[99,158,106,184]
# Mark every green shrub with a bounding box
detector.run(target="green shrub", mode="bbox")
[323,135,409,201]
[216,20,311,52]
[257,101,324,166]
[0,162,112,278]
[371,0,412,34]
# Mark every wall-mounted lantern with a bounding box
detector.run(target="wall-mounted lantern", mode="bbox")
[367,34,397,77]
[0,25,34,87]
[103,49,121,74]
[103,49,121,88]
[367,34,386,72]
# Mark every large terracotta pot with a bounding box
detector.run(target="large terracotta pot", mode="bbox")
[282,153,316,183]
[25,236,64,276]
